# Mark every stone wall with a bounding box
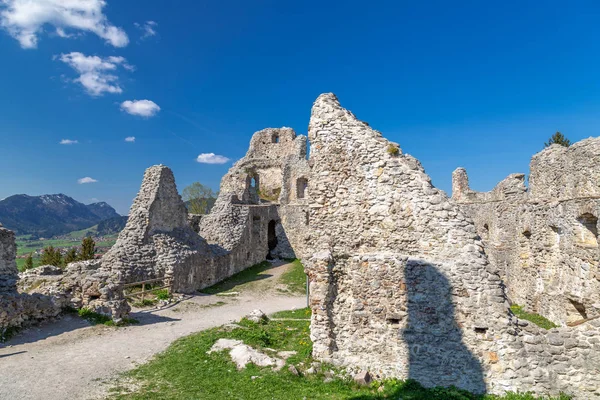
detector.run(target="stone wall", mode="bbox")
[0,223,129,333]
[218,127,306,203]
[452,139,600,326]
[303,93,600,398]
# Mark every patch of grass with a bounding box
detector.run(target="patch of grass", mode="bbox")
[132,298,158,308]
[271,307,311,320]
[510,305,559,330]
[279,259,307,294]
[199,261,273,295]
[108,311,570,400]
[386,143,400,156]
[154,289,171,301]
[78,308,138,327]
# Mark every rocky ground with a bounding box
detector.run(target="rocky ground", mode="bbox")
[0,261,305,400]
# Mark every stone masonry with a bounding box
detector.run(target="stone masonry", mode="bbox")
[452,139,600,326]
[303,93,600,398]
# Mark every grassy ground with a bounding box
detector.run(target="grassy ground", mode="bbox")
[199,261,281,295]
[108,310,570,400]
[271,307,311,319]
[510,305,558,330]
[279,259,307,294]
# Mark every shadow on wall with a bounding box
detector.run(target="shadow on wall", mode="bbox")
[402,260,486,394]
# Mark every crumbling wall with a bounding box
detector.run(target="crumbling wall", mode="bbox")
[218,128,306,203]
[0,224,129,333]
[452,139,600,326]
[304,93,600,398]
[101,164,293,294]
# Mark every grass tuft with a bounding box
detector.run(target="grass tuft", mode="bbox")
[510,305,559,330]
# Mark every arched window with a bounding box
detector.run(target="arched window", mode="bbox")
[272,133,280,144]
[296,178,308,199]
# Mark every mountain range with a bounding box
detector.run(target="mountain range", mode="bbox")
[0,194,121,238]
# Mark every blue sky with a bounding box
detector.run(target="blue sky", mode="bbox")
[0,1,599,214]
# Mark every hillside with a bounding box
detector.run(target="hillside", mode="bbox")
[0,194,120,237]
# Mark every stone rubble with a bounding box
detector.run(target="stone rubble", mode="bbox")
[208,338,285,371]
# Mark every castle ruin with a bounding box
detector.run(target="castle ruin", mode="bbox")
[0,93,598,398]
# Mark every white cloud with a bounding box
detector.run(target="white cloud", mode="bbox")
[134,20,157,39]
[57,52,133,96]
[196,153,230,164]
[78,176,98,184]
[0,0,129,49]
[60,139,78,145]
[120,99,160,117]
[124,136,135,142]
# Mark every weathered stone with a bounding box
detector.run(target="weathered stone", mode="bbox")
[354,370,372,386]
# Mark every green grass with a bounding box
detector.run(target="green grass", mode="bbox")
[271,307,311,320]
[279,259,307,294]
[108,312,570,400]
[16,256,41,272]
[510,305,559,330]
[199,261,273,294]
[78,308,138,327]
[65,225,99,239]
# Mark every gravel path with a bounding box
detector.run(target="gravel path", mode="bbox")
[0,262,305,400]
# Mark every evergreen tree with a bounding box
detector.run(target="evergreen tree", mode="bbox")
[545,131,571,148]
[64,248,79,265]
[79,237,96,261]
[40,246,63,267]
[24,253,34,270]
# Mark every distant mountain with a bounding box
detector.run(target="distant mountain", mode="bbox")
[96,215,128,236]
[86,202,121,221]
[0,194,121,237]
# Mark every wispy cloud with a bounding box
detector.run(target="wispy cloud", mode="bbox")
[57,52,134,96]
[134,20,157,40]
[78,177,98,184]
[120,100,160,117]
[0,0,128,49]
[196,153,230,164]
[60,139,78,145]
[125,136,135,142]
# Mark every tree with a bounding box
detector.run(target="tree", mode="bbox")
[182,182,216,215]
[24,253,34,270]
[79,237,96,261]
[545,131,571,148]
[64,248,79,265]
[40,246,63,268]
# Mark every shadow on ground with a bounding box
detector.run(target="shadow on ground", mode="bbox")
[198,260,282,294]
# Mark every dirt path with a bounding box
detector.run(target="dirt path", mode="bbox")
[0,262,306,400]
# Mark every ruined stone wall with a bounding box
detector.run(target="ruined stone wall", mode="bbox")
[304,93,600,398]
[0,223,129,332]
[101,164,295,294]
[219,128,307,203]
[452,139,600,326]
